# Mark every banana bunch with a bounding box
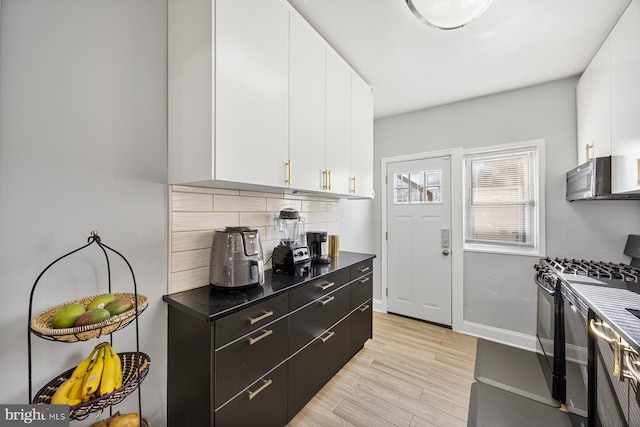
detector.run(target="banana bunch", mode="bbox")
[50,342,123,406]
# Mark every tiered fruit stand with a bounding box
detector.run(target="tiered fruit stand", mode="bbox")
[27,231,150,422]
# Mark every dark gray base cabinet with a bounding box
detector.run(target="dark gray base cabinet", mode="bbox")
[166,257,374,427]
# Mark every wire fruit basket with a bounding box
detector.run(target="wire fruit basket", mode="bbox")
[30,293,148,342]
[32,351,150,421]
[27,231,147,422]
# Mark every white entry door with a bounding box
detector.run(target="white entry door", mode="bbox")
[386,156,452,325]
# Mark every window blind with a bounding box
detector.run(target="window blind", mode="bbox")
[464,148,537,248]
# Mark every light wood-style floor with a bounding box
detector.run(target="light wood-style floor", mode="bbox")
[288,311,478,427]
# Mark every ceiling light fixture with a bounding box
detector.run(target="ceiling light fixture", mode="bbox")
[406,0,493,30]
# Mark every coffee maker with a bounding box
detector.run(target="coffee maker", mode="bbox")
[272,209,310,275]
[306,231,330,264]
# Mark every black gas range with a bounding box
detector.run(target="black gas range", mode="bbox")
[534,236,640,426]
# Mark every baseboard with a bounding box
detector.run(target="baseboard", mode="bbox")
[457,320,537,352]
[372,298,384,313]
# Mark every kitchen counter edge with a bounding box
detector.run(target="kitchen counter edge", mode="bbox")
[162,251,376,322]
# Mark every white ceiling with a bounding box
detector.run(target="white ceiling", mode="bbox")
[287,0,632,119]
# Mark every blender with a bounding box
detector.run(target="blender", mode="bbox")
[272,208,310,274]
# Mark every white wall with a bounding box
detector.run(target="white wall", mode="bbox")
[0,1,168,424]
[354,77,640,346]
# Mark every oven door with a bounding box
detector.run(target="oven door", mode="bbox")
[562,285,589,418]
[536,274,564,401]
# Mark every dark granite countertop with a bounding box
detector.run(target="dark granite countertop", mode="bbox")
[163,251,375,322]
[560,274,640,353]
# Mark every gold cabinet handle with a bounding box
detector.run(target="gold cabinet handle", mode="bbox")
[350,176,357,193]
[317,281,335,291]
[320,331,335,343]
[248,310,274,325]
[358,304,370,313]
[247,378,273,400]
[328,169,332,190]
[585,143,594,161]
[358,277,370,284]
[357,266,370,273]
[320,295,335,306]
[248,329,273,346]
[285,160,291,185]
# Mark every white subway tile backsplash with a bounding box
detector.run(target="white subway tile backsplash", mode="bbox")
[173,212,239,232]
[266,198,303,212]
[309,212,339,223]
[171,267,209,293]
[214,194,266,212]
[172,247,211,273]
[172,231,214,252]
[239,212,278,228]
[168,186,341,293]
[172,192,213,212]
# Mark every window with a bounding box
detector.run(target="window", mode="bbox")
[463,142,544,255]
[393,170,442,204]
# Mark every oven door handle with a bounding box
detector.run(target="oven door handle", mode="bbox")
[535,275,555,295]
[589,319,619,343]
[624,349,640,381]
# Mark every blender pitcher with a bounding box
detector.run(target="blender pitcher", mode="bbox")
[276,208,306,247]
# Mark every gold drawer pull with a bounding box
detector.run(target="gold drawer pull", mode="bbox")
[357,266,370,273]
[320,296,335,306]
[248,329,273,346]
[248,310,274,325]
[318,281,335,291]
[358,304,370,312]
[358,277,370,284]
[320,331,335,343]
[247,378,273,400]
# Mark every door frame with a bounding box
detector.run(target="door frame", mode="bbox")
[380,148,464,331]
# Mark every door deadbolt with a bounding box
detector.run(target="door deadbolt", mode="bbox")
[442,249,449,256]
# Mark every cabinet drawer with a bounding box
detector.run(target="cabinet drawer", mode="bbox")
[215,292,288,348]
[289,269,350,311]
[289,284,350,355]
[215,363,288,427]
[288,318,350,421]
[350,272,372,309]
[215,317,288,408]
[350,259,373,280]
[349,299,372,357]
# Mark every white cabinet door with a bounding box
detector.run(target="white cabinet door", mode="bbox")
[576,71,593,165]
[610,0,640,194]
[590,41,612,160]
[289,12,326,192]
[325,51,352,195]
[215,0,289,188]
[350,75,374,198]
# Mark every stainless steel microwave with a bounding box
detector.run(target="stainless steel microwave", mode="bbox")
[566,156,640,201]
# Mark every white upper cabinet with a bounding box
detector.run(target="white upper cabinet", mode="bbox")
[168,0,374,198]
[576,41,611,165]
[289,12,326,192]
[610,0,640,194]
[215,0,290,188]
[325,51,353,196]
[350,75,374,198]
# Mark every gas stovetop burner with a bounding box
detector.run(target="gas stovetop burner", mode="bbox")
[541,257,640,283]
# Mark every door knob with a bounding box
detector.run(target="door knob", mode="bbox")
[442,249,449,256]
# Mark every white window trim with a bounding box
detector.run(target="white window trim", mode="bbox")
[462,139,546,257]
